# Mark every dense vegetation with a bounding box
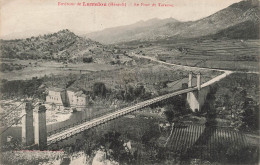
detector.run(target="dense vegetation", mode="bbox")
[0,77,45,100]
[91,81,152,103]
[202,73,259,132]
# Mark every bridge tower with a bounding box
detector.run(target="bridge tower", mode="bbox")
[197,72,201,90]
[34,104,47,150]
[187,72,205,112]
[21,102,34,146]
[188,71,193,88]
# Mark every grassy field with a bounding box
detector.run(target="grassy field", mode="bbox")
[0,59,118,80]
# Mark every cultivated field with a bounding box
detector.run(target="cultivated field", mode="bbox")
[167,123,249,163]
[124,39,259,71]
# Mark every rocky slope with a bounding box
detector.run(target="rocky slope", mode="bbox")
[0,29,132,64]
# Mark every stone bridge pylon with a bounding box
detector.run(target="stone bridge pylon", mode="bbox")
[22,102,47,150]
[186,72,210,112]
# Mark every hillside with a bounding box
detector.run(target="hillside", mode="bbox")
[85,18,179,44]
[0,29,132,64]
[173,0,260,39]
[84,0,260,44]
[209,20,259,39]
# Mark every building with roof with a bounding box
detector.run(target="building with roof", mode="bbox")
[67,89,88,111]
[46,87,88,111]
[46,87,66,106]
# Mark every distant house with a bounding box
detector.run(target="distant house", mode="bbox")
[46,87,88,111]
[46,87,67,106]
[66,88,88,111]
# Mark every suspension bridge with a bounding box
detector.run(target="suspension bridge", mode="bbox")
[47,86,198,145]
[1,70,232,150]
[45,70,230,146]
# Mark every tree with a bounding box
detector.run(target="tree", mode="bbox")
[134,85,146,98]
[93,82,107,98]
[119,70,137,101]
[164,105,176,124]
[163,104,179,147]
[241,98,259,130]
[100,131,130,162]
[124,85,134,101]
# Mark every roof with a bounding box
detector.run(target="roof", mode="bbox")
[67,87,87,98]
[47,87,65,92]
[66,87,78,92]
[75,91,87,98]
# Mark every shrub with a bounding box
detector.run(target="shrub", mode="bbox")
[83,57,93,63]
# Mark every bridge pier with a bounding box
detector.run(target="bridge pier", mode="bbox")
[187,72,209,112]
[34,105,47,150]
[21,102,47,150]
[21,102,34,146]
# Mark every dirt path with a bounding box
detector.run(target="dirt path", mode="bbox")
[130,52,234,87]
[130,52,231,72]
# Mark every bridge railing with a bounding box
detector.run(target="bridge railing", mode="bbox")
[47,103,132,136]
[47,87,197,137]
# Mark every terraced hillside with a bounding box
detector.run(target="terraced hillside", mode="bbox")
[169,40,259,71]
[167,123,250,163]
[128,39,259,71]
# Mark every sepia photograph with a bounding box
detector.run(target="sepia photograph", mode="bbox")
[0,0,259,164]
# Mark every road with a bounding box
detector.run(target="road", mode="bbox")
[130,53,233,87]
[130,52,259,74]
[130,52,231,72]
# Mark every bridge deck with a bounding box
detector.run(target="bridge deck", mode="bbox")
[47,87,197,145]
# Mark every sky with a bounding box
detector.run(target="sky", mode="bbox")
[1,0,242,38]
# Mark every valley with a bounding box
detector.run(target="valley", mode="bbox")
[0,0,259,164]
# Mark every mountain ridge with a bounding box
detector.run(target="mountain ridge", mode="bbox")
[84,0,260,44]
